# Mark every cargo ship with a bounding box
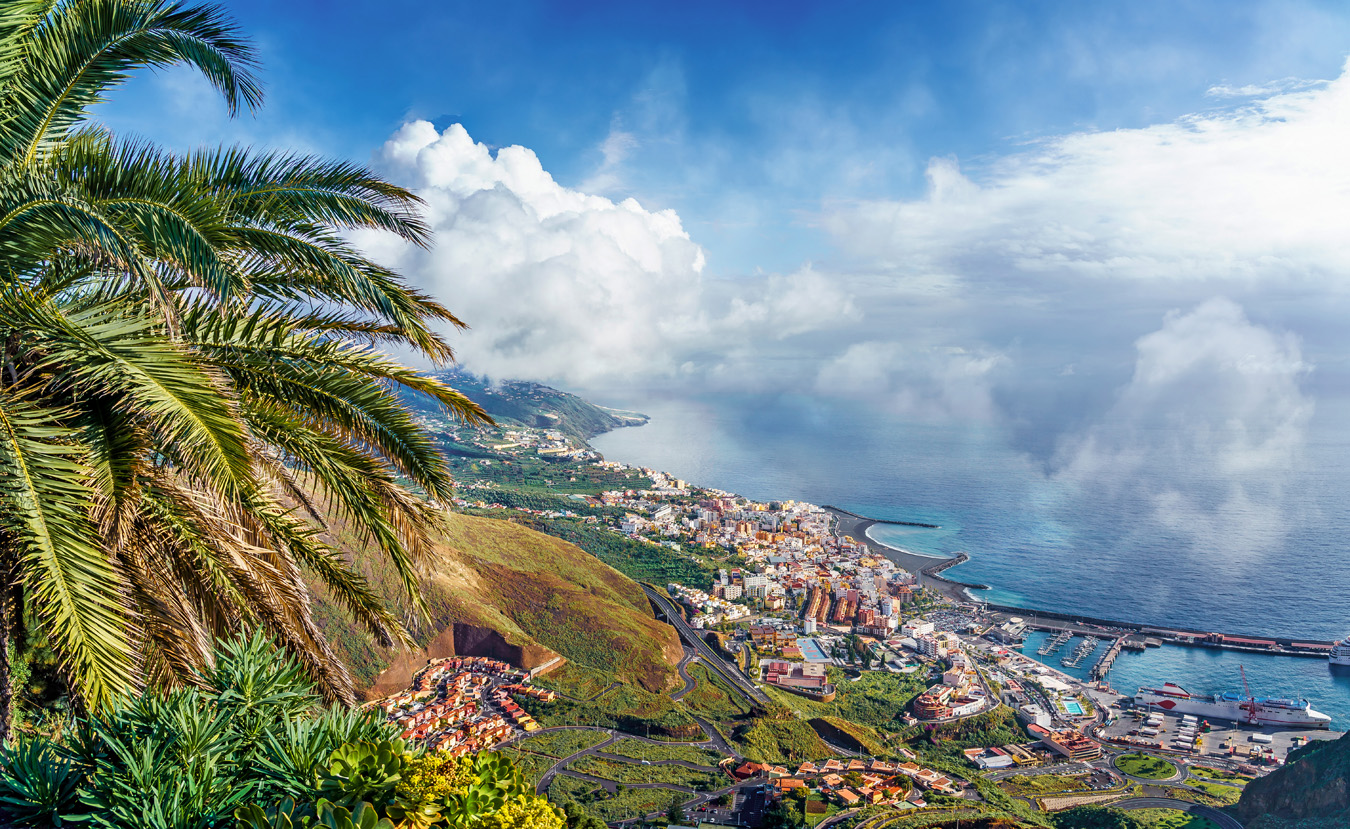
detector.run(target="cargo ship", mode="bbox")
[1134,682,1332,729]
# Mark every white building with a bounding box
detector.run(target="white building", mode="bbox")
[902,619,935,638]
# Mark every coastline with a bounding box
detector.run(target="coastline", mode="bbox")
[587,424,1337,653]
[824,507,1337,656]
[823,507,986,602]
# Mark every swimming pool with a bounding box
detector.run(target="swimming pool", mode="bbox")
[1063,700,1085,716]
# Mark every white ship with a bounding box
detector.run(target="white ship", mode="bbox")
[1135,682,1332,729]
[1330,636,1350,667]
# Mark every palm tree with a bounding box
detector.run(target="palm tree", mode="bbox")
[0,0,488,735]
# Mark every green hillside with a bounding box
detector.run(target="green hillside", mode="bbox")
[406,368,647,441]
[1237,732,1350,828]
[314,512,681,698]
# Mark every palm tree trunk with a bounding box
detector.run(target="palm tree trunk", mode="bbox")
[0,588,11,744]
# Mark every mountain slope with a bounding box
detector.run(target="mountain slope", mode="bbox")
[407,368,647,441]
[1237,732,1350,828]
[314,512,681,699]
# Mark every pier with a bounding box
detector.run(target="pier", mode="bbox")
[823,506,940,529]
[1038,629,1072,656]
[1089,635,1128,681]
[1061,635,1099,668]
[919,553,991,591]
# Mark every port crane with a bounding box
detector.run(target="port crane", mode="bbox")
[1240,665,1259,725]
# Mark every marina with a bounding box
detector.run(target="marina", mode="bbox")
[1016,628,1350,729]
[1060,635,1100,669]
[1037,629,1073,656]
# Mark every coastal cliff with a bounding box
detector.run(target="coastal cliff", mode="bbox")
[1237,731,1350,828]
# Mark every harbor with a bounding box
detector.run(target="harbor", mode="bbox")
[832,507,1340,662]
[1016,628,1350,730]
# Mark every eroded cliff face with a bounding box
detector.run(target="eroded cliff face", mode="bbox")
[364,622,561,700]
[1238,733,1350,826]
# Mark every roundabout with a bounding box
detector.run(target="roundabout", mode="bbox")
[1113,750,1182,782]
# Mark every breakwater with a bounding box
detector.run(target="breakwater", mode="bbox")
[986,603,1333,659]
[919,553,991,591]
[824,506,940,529]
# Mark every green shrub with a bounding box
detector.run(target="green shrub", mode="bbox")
[0,736,83,826]
[0,635,561,829]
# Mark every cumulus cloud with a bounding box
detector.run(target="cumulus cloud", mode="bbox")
[1052,299,1313,557]
[368,121,854,385]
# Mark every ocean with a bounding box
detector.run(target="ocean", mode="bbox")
[590,391,1350,728]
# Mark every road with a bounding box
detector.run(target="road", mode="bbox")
[1112,797,1245,829]
[642,584,770,706]
[670,647,697,701]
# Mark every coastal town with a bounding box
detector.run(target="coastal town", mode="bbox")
[377,418,1347,828]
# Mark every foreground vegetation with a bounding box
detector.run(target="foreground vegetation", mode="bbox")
[0,0,493,734]
[0,637,560,829]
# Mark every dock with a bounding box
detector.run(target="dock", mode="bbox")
[1090,634,1128,681]
[1038,629,1072,656]
[1061,635,1100,668]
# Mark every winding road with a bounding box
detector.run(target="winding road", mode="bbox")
[641,583,770,706]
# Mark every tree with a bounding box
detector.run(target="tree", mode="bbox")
[760,798,801,829]
[558,799,605,829]
[0,0,488,734]
[665,795,687,824]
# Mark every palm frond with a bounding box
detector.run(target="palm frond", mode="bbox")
[3,0,261,164]
[0,389,132,707]
[3,287,255,498]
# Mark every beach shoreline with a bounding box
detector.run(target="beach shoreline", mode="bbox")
[824,506,984,603]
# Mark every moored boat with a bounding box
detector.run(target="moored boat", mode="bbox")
[1330,635,1350,667]
[1134,682,1332,729]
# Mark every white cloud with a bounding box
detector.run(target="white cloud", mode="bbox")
[369,121,855,385]
[1052,299,1313,557]
[816,340,1010,422]
[1205,77,1325,98]
[828,60,1350,288]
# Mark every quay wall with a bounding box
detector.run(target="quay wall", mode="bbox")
[986,603,1333,657]
[824,505,940,529]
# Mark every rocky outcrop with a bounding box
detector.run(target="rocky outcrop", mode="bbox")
[1238,732,1350,827]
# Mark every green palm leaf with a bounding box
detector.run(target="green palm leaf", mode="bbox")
[0,390,131,707]
[2,0,262,165]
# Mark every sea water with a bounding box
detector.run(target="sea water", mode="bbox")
[1017,630,1350,729]
[590,391,1350,725]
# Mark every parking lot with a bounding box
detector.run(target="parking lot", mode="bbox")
[1100,705,1341,765]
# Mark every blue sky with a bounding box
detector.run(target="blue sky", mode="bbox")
[94,1,1350,503]
[88,0,1350,642]
[100,1,1350,273]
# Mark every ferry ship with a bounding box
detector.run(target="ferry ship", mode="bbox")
[1135,683,1332,729]
[1331,636,1350,667]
